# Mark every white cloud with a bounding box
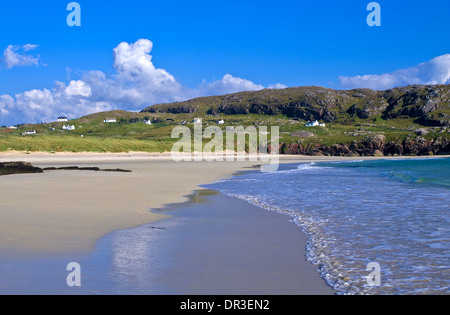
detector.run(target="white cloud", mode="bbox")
[3,44,40,69]
[199,74,265,95]
[0,82,111,124]
[339,54,450,90]
[113,39,176,86]
[268,83,288,90]
[0,39,287,124]
[22,44,39,52]
[0,95,14,116]
[65,80,92,97]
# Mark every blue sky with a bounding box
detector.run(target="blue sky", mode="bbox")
[0,0,449,124]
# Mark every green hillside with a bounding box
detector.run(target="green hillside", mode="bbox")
[1,85,449,156]
[143,85,450,127]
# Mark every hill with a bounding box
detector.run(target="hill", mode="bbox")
[1,85,449,156]
[142,85,450,127]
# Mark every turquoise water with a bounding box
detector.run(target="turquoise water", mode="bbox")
[204,158,450,295]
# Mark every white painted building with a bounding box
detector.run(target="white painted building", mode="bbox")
[305,120,320,127]
[305,120,325,127]
[217,119,225,125]
[58,117,68,122]
[144,119,152,125]
[104,118,117,123]
[193,118,202,123]
[63,125,76,131]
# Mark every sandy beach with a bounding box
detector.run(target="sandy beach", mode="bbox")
[1,152,446,256]
[0,154,254,255]
[1,151,447,294]
[0,151,387,255]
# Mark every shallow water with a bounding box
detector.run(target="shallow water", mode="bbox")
[204,158,450,295]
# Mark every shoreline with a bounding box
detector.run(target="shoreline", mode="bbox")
[2,150,450,160]
[0,189,336,295]
[1,153,448,257]
[131,189,336,295]
[1,154,448,294]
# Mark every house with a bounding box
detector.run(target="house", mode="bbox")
[7,126,17,130]
[22,130,36,136]
[62,125,76,131]
[193,118,202,123]
[217,119,225,125]
[104,118,117,123]
[305,120,320,127]
[144,119,152,125]
[58,117,68,122]
[305,120,326,127]
[181,120,187,125]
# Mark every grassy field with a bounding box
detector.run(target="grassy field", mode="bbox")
[1,109,448,155]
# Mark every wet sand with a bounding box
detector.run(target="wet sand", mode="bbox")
[145,190,335,295]
[0,190,335,295]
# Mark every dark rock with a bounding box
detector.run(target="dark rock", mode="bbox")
[0,162,43,176]
[415,128,429,136]
[279,135,450,157]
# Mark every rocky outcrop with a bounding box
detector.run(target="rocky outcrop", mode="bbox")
[280,136,450,157]
[0,163,132,176]
[382,85,450,125]
[0,162,43,176]
[142,84,450,126]
[42,166,132,172]
[347,98,389,119]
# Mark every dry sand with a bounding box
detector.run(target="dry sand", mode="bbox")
[0,156,253,255]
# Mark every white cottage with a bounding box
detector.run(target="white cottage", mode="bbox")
[305,120,325,127]
[63,125,76,131]
[58,117,68,122]
[305,120,320,127]
[104,118,117,123]
[193,118,202,123]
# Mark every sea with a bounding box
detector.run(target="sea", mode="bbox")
[203,157,450,295]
